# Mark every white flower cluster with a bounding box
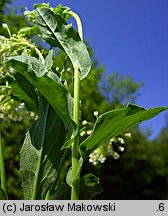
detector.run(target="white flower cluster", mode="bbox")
[89,149,106,165]
[0,92,36,122]
[88,133,132,165]
[80,120,93,137]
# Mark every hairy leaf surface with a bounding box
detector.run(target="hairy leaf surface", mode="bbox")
[35,7,91,79]
[20,97,65,199]
[80,103,168,160]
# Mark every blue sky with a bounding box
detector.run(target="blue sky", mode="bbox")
[10,0,168,139]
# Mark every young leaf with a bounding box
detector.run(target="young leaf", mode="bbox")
[79,173,103,200]
[20,97,66,199]
[66,171,103,199]
[66,167,72,187]
[80,103,168,160]
[5,56,76,134]
[35,6,91,79]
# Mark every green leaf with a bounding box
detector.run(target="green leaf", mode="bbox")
[65,170,103,199]
[0,187,8,200]
[66,167,72,187]
[20,97,66,199]
[5,72,39,113]
[79,174,103,200]
[53,4,71,20]
[51,184,71,200]
[80,103,168,160]
[5,56,76,134]
[45,49,54,71]
[35,7,91,79]
[50,184,66,200]
[5,55,47,77]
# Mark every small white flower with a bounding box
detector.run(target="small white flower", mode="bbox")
[20,102,25,108]
[80,131,86,137]
[93,161,98,165]
[86,130,92,135]
[118,137,124,144]
[99,157,106,163]
[93,111,99,117]
[89,157,98,165]
[89,158,93,163]
[112,152,120,160]
[125,132,131,138]
[82,120,88,125]
[30,112,36,118]
[119,146,125,152]
[55,67,59,71]
[2,23,8,28]
[109,138,115,144]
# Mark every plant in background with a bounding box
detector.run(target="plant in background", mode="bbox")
[0,3,167,200]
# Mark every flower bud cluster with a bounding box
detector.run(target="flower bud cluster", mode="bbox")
[24,8,36,23]
[0,23,44,124]
[89,149,106,165]
[89,135,127,165]
[80,120,93,138]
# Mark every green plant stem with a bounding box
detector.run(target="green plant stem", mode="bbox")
[0,86,11,89]
[67,10,83,200]
[28,43,45,64]
[0,133,7,193]
[2,23,11,38]
[71,67,80,200]
[67,11,83,41]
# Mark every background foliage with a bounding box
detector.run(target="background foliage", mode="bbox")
[0,0,168,199]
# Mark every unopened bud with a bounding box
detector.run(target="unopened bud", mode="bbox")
[93,111,99,117]
[80,131,86,137]
[2,23,8,28]
[125,132,131,138]
[118,137,124,144]
[82,120,88,125]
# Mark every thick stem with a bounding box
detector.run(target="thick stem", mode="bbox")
[67,10,83,200]
[0,133,7,193]
[71,67,80,200]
